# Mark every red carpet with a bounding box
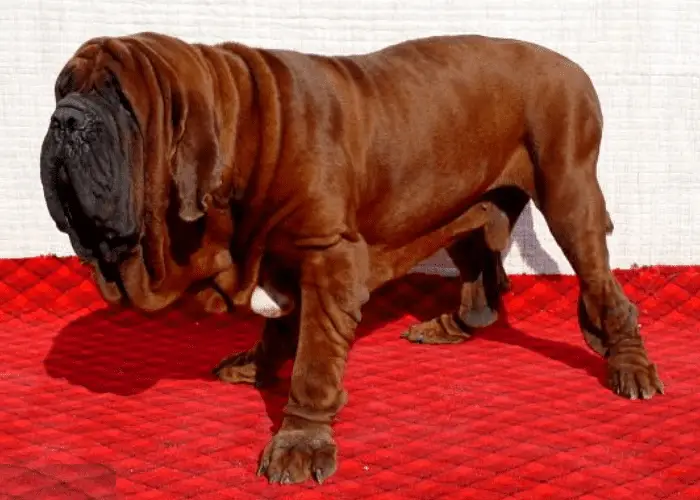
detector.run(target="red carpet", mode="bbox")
[1,256,699,499]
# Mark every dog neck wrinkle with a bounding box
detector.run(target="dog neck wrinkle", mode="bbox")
[227,45,285,239]
[208,44,289,306]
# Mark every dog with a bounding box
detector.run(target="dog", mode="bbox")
[40,32,663,485]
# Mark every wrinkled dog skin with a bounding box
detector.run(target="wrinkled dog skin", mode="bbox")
[40,33,664,485]
[40,78,140,276]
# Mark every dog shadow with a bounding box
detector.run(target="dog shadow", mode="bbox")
[42,304,261,392]
[44,272,605,434]
[362,274,606,382]
[506,201,562,276]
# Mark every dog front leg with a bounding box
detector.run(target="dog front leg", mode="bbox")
[257,238,369,485]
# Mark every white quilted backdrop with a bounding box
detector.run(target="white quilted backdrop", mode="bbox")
[1,0,699,276]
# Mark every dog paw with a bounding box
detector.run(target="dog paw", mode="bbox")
[401,314,472,344]
[608,361,664,400]
[212,350,257,384]
[257,427,337,485]
[212,349,278,388]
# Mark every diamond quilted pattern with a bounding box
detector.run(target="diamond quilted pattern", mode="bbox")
[0,256,699,499]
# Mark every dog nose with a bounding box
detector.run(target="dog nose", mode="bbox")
[52,104,87,130]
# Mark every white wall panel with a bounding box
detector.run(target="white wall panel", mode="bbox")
[1,0,698,275]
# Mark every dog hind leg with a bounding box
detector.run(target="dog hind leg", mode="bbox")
[528,84,663,399]
[401,198,522,344]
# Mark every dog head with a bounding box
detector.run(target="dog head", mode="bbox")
[40,33,234,304]
[40,68,141,270]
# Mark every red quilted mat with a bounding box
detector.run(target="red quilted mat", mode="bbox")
[1,256,699,499]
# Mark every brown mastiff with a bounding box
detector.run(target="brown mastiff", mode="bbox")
[39,32,664,484]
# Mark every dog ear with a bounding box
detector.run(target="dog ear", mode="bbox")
[54,65,76,101]
[53,60,90,101]
[171,92,223,222]
[53,41,102,101]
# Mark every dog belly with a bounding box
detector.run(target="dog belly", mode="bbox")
[356,126,533,246]
[358,162,495,247]
[363,145,534,291]
[364,214,486,290]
